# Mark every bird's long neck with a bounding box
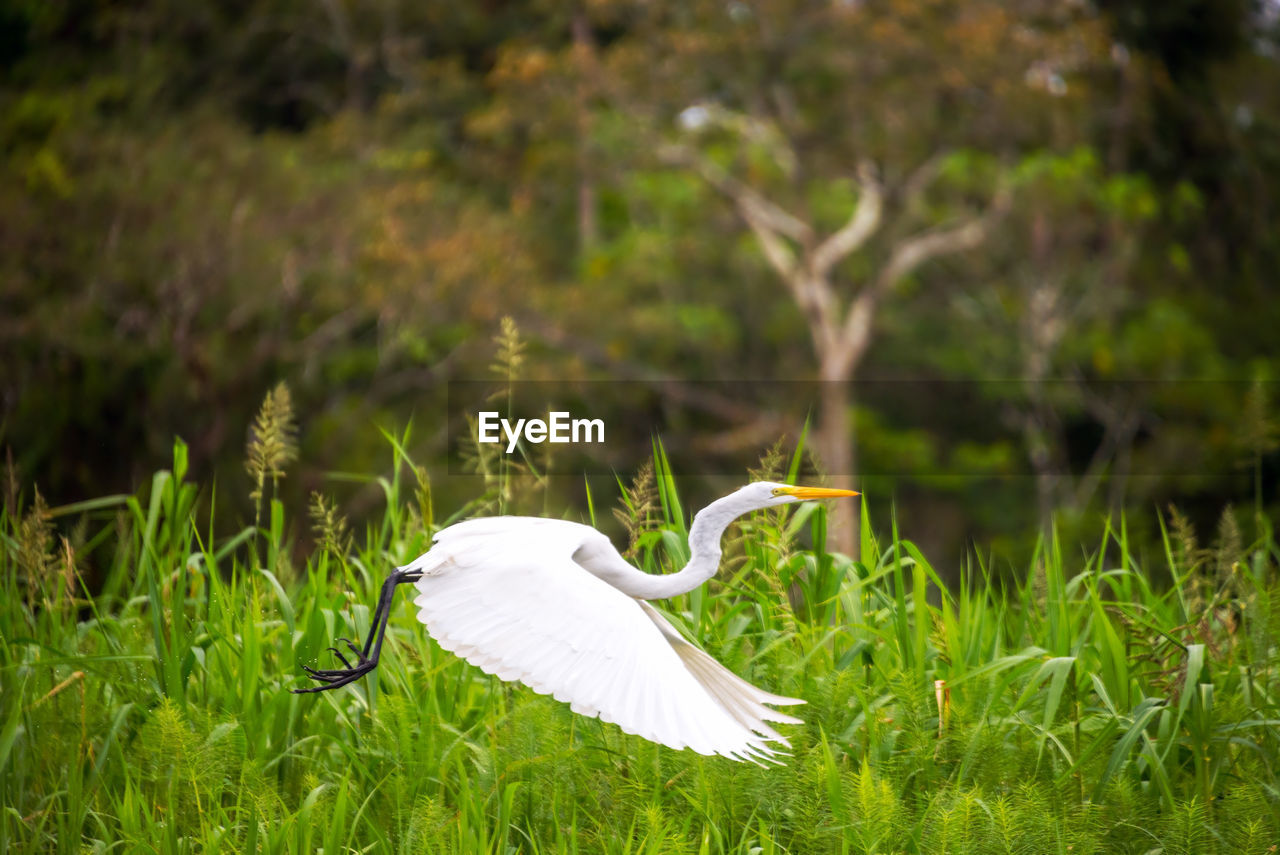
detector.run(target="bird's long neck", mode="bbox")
[625,492,748,600]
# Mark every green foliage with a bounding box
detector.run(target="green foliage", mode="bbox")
[3,0,1278,569]
[2,437,1278,853]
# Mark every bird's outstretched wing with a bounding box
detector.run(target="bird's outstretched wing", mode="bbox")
[405,517,803,763]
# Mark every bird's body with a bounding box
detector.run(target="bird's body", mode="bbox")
[408,516,802,761]
[296,481,858,764]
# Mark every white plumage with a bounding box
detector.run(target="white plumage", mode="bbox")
[297,480,859,764]
[406,517,802,762]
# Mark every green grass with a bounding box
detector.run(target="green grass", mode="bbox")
[3,437,1279,854]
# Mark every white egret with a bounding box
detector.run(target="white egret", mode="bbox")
[295,482,859,762]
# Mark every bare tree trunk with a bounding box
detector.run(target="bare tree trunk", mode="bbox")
[1023,405,1060,535]
[816,370,859,554]
[1022,211,1064,534]
[660,126,1007,557]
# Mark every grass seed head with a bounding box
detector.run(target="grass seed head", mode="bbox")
[308,491,352,560]
[17,486,54,606]
[245,381,299,507]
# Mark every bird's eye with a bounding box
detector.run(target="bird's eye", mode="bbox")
[771,488,782,496]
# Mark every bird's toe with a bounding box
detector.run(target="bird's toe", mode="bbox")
[302,664,350,681]
[326,646,354,669]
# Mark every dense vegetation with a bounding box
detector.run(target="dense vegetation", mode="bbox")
[4,2,1279,848]
[2,438,1278,852]
[3,0,1279,559]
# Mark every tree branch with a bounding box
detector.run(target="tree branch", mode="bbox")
[742,211,800,283]
[657,143,811,243]
[877,219,985,290]
[810,160,883,279]
[702,103,799,177]
[822,183,1011,377]
[822,290,877,380]
[898,150,952,209]
[871,183,1011,296]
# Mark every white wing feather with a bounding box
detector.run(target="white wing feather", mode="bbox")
[405,517,803,762]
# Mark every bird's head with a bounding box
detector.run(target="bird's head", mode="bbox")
[741,481,860,510]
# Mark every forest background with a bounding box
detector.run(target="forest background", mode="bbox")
[4,0,1279,570]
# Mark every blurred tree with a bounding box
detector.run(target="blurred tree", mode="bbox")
[913,149,1167,531]
[1094,0,1280,294]
[0,105,538,518]
[3,0,1277,562]
[0,0,556,518]
[662,114,1012,549]
[580,0,1107,550]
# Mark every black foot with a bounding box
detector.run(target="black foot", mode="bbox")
[292,642,377,693]
[294,567,420,695]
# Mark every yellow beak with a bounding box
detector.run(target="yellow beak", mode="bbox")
[777,485,860,500]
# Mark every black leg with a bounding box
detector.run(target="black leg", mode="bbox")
[293,567,423,694]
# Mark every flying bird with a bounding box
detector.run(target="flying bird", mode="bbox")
[295,481,859,762]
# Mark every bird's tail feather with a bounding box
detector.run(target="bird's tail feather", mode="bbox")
[637,601,804,743]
